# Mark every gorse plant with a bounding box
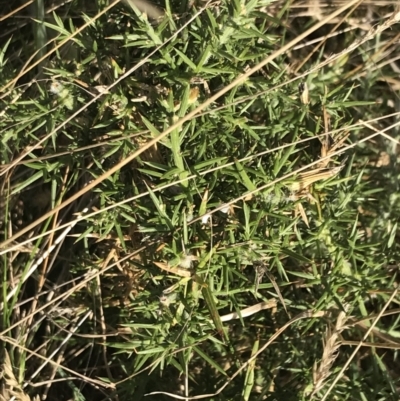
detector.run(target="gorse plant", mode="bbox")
[1,1,400,401]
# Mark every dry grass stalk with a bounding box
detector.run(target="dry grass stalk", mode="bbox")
[311,307,349,397]
[0,350,31,401]
[306,8,400,76]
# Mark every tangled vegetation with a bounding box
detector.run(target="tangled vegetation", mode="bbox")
[1,0,400,400]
